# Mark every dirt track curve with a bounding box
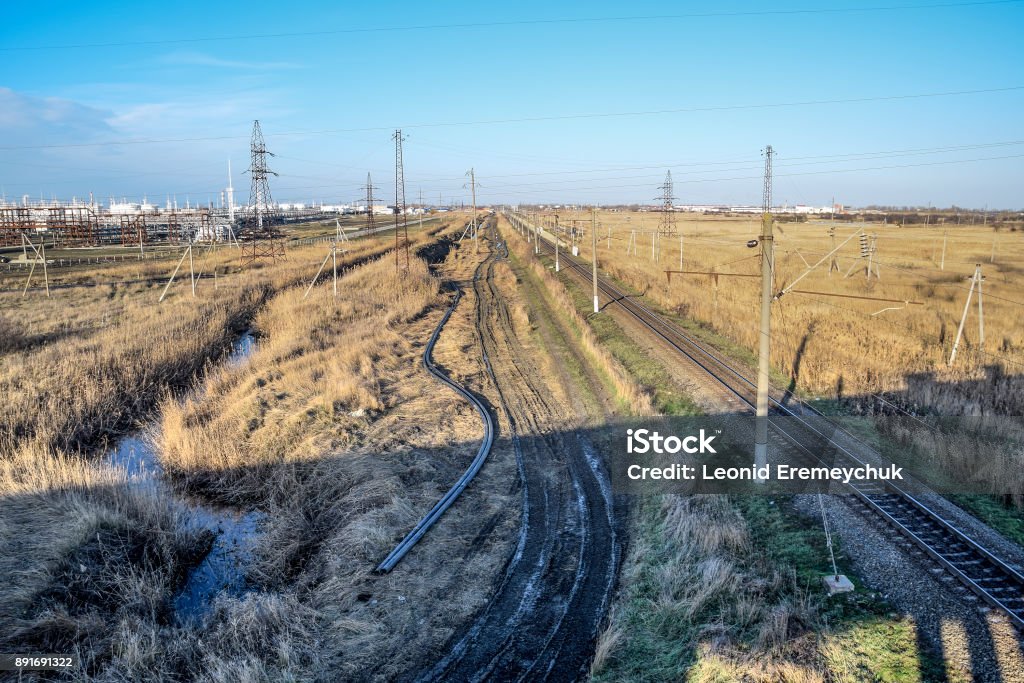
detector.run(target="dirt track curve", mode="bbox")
[415,224,620,682]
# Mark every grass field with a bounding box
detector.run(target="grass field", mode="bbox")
[498,218,942,682]
[0,217,500,679]
[539,210,1024,415]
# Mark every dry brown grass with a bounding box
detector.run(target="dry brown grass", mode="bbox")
[0,441,211,676]
[0,221,499,680]
[503,219,654,416]
[157,254,442,496]
[557,210,1024,415]
[0,235,408,455]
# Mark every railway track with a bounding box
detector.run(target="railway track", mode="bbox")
[505,211,1024,631]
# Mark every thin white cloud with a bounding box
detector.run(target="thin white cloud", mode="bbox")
[158,51,304,70]
[0,87,115,139]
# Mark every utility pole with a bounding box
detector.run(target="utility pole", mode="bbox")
[554,213,560,272]
[534,213,539,254]
[754,145,774,477]
[467,168,478,254]
[189,242,196,297]
[869,234,880,280]
[592,207,599,313]
[828,226,839,275]
[418,187,423,231]
[949,264,985,366]
[940,229,947,270]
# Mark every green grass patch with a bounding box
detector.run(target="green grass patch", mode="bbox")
[950,494,1024,547]
[505,249,612,415]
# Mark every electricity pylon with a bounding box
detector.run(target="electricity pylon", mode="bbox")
[241,120,284,264]
[364,172,380,234]
[656,170,678,236]
[392,130,410,273]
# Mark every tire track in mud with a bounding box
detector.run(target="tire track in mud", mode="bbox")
[417,225,619,682]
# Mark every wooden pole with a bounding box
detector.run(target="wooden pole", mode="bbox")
[21,258,36,297]
[304,246,333,299]
[159,247,190,302]
[188,244,196,297]
[41,240,49,297]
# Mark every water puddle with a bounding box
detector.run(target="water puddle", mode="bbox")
[173,508,262,624]
[105,329,262,625]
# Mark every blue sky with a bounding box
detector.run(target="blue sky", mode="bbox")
[1,0,1022,208]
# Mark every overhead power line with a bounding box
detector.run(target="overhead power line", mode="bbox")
[2,1,1019,51]
[2,86,1022,151]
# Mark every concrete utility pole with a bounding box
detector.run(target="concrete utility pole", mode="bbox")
[467,168,478,254]
[332,242,338,298]
[534,213,539,254]
[554,213,560,272]
[940,229,947,270]
[949,264,984,366]
[828,226,839,275]
[754,145,775,477]
[592,207,599,313]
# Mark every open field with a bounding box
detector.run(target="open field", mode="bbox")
[546,210,1024,415]
[497,218,953,681]
[0,218,536,680]
[499,219,1024,683]
[3,212,1024,681]
[0,229,427,454]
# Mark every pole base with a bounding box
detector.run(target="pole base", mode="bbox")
[822,575,854,595]
[753,441,768,483]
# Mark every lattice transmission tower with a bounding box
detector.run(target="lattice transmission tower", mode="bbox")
[656,170,677,235]
[241,120,285,264]
[363,172,380,233]
[392,129,410,272]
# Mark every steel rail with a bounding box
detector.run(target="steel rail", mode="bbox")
[508,211,1024,628]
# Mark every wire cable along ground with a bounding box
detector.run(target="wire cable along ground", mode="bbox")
[376,227,496,572]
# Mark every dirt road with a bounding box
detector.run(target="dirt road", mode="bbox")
[418,225,621,681]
